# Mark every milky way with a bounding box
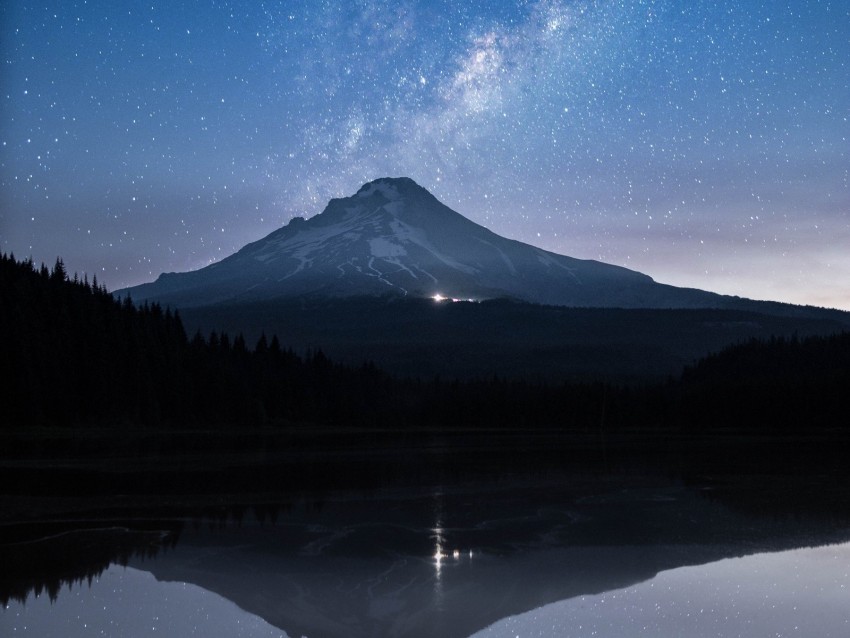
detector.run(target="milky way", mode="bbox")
[1,1,848,308]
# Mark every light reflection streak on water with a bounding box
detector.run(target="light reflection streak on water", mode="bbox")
[432,488,445,610]
[432,488,477,614]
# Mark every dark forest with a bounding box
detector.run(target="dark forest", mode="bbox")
[2,252,848,433]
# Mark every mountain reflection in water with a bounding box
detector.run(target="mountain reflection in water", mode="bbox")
[3,475,850,638]
[2,565,286,638]
[471,541,850,638]
[6,542,849,638]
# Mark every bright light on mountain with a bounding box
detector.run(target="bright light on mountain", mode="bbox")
[432,293,480,303]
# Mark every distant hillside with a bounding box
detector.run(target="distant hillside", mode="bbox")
[2,253,848,433]
[179,295,850,383]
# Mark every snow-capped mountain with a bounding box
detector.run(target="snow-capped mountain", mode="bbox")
[118,177,729,309]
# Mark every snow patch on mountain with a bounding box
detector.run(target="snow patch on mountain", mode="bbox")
[368,237,407,258]
[383,201,404,216]
[536,250,581,283]
[362,256,409,294]
[476,238,517,275]
[357,179,401,201]
[388,218,478,275]
[255,216,364,269]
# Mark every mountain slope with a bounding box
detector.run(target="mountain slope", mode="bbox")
[119,177,728,309]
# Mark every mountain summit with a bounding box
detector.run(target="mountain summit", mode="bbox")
[119,177,734,309]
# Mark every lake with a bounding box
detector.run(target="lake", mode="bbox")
[2,429,850,636]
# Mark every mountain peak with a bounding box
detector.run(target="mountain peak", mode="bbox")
[357,176,419,193]
[118,177,731,309]
[354,176,428,202]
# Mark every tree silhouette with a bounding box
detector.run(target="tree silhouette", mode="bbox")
[2,252,848,433]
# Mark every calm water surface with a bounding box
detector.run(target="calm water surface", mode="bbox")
[3,473,850,637]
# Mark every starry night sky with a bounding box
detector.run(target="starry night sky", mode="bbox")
[2,1,848,309]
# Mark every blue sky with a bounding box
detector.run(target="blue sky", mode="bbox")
[2,1,848,308]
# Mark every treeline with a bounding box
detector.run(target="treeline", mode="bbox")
[2,253,848,432]
[675,332,850,431]
[1,253,394,427]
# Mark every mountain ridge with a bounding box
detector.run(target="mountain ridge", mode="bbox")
[118,177,734,309]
